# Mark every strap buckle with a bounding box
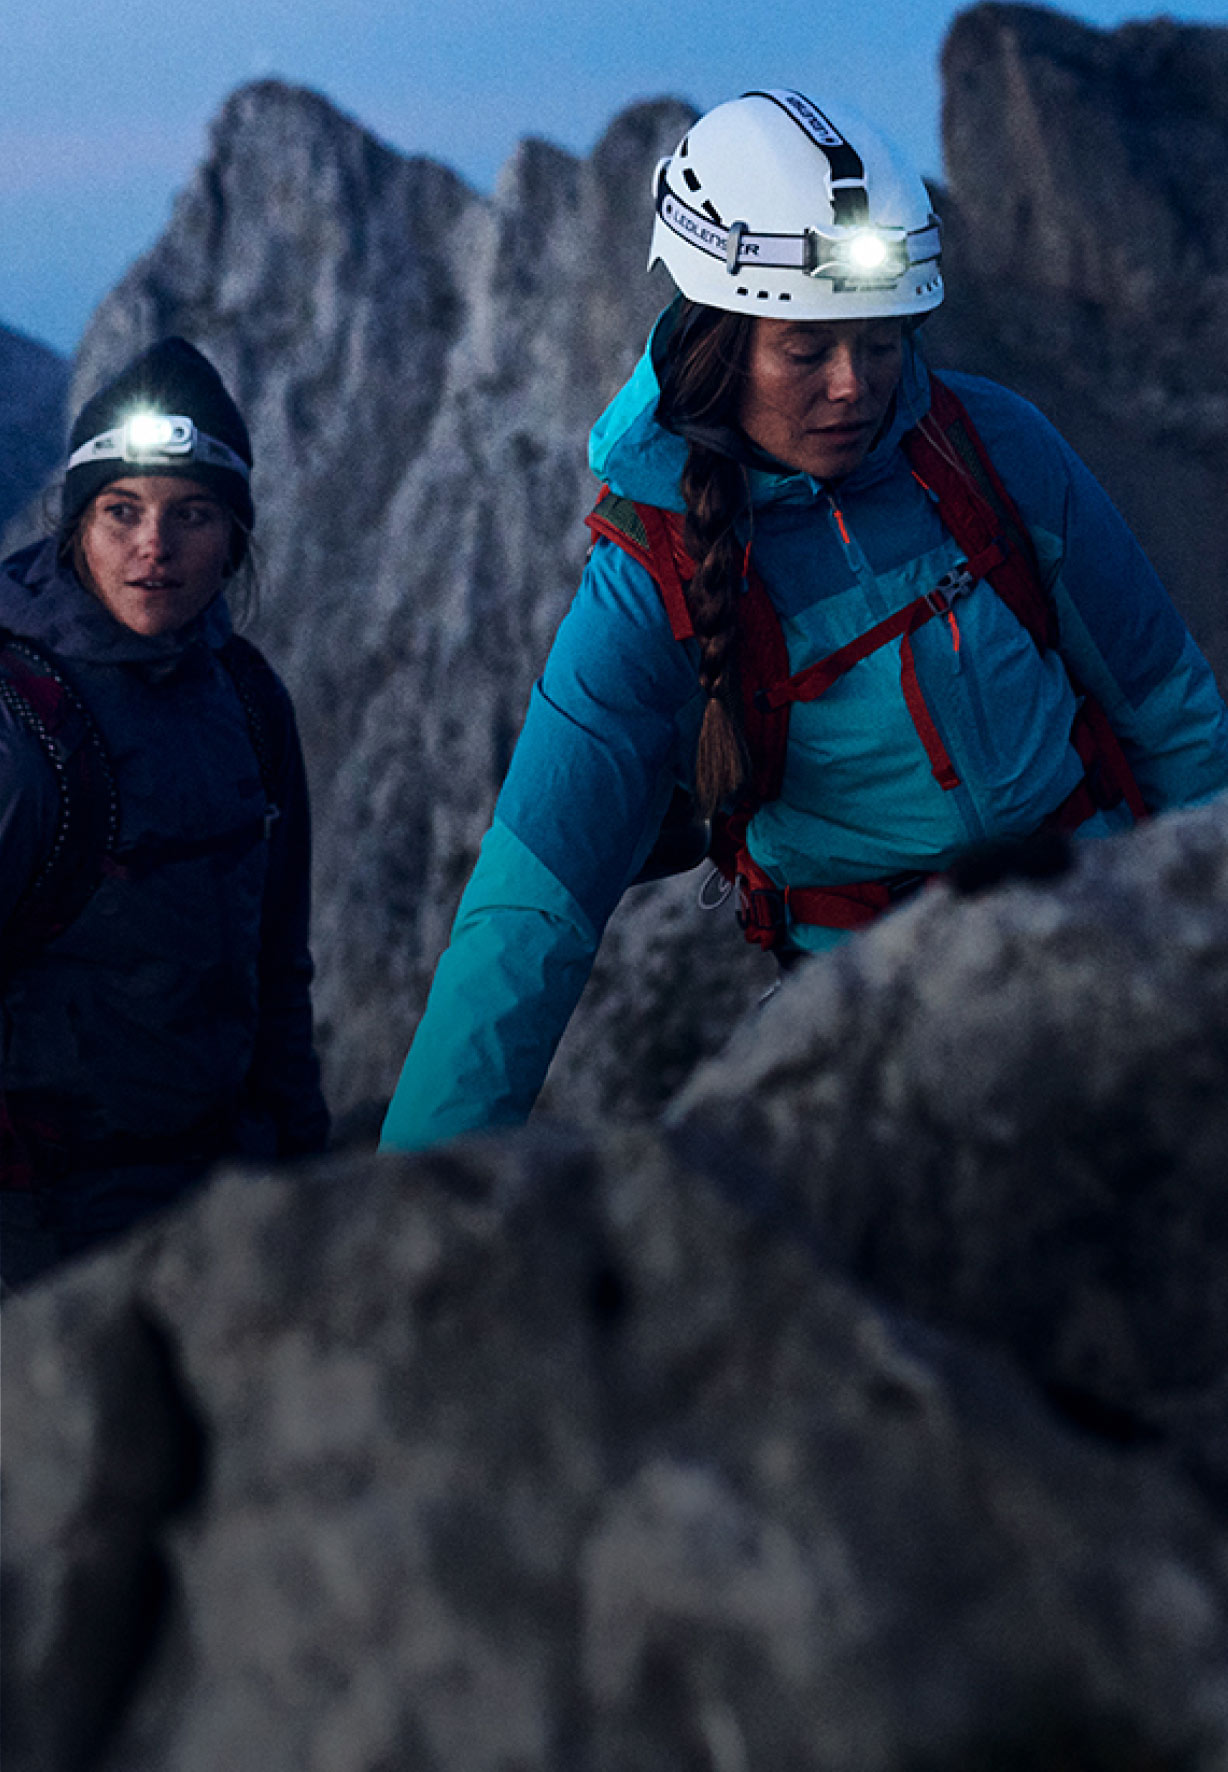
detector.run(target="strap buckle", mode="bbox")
[725,220,748,275]
[735,876,788,937]
[926,563,977,615]
[885,870,930,904]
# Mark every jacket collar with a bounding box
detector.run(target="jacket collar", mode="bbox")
[0,539,232,666]
[589,310,933,513]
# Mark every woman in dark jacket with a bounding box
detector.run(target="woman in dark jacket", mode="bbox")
[0,337,329,1288]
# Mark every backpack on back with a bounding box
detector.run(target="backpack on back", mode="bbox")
[0,631,290,977]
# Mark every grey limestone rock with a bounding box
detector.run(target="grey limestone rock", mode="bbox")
[670,797,1228,1503]
[929,3,1228,676]
[5,1126,1228,1770]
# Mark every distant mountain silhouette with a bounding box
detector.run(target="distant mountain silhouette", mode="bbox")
[0,325,67,534]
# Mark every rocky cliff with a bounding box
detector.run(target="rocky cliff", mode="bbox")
[927,3,1228,676]
[7,795,1228,1770]
[15,4,1228,1134]
[0,324,67,535]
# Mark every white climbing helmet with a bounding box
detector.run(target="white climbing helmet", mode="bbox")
[648,90,943,321]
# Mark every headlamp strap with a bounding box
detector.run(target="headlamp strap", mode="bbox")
[745,90,871,225]
[657,182,940,282]
[66,419,251,480]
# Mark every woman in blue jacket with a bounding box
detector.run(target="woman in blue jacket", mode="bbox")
[0,337,329,1287]
[382,89,1228,1154]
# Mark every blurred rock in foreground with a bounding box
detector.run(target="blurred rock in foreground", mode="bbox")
[7,794,1228,1770]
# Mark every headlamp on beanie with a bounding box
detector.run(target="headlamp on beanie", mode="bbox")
[66,410,252,480]
[61,338,256,538]
[124,412,192,456]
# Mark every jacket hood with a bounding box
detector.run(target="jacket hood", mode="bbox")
[588,309,934,512]
[0,539,232,666]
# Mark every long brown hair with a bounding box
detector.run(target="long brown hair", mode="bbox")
[655,300,755,817]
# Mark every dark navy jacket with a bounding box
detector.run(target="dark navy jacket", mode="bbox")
[0,539,329,1168]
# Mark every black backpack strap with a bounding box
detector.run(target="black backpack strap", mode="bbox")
[0,632,119,969]
[217,634,292,807]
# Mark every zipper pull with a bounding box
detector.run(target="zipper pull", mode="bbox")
[946,608,962,666]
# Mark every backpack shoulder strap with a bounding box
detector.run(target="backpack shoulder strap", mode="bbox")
[218,633,292,803]
[906,375,1146,820]
[0,632,119,966]
[903,373,1056,653]
[735,572,792,807]
[585,488,793,826]
[586,489,696,642]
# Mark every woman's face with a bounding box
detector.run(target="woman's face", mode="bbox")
[738,316,904,481]
[78,476,234,638]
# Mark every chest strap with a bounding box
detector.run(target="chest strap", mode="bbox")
[756,546,1006,793]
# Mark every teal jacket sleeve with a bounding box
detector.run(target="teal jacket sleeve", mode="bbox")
[380,541,702,1152]
[378,816,603,1149]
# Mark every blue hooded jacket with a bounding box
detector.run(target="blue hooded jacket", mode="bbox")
[0,539,329,1179]
[381,335,1228,1152]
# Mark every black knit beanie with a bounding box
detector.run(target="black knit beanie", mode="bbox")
[61,337,254,537]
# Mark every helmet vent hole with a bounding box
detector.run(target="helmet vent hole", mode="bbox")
[737,287,749,296]
[683,168,702,192]
[756,290,770,300]
[679,136,690,156]
[778,292,792,301]
[701,200,723,223]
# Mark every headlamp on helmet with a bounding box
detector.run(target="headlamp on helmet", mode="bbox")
[807,225,912,286]
[646,91,945,321]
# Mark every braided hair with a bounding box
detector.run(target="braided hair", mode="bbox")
[655,301,756,817]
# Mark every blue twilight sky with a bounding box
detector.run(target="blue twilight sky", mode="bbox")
[3,0,1226,358]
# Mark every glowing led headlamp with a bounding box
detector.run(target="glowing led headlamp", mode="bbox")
[66,410,251,478]
[805,226,911,284]
[123,412,195,457]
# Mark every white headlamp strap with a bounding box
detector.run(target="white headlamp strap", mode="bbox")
[656,181,811,273]
[655,169,941,283]
[66,418,251,480]
[745,89,871,226]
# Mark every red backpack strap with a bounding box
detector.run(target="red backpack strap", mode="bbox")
[0,633,119,974]
[734,569,792,805]
[586,491,794,815]
[646,510,792,806]
[906,375,1146,820]
[586,489,695,642]
[903,374,1056,653]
